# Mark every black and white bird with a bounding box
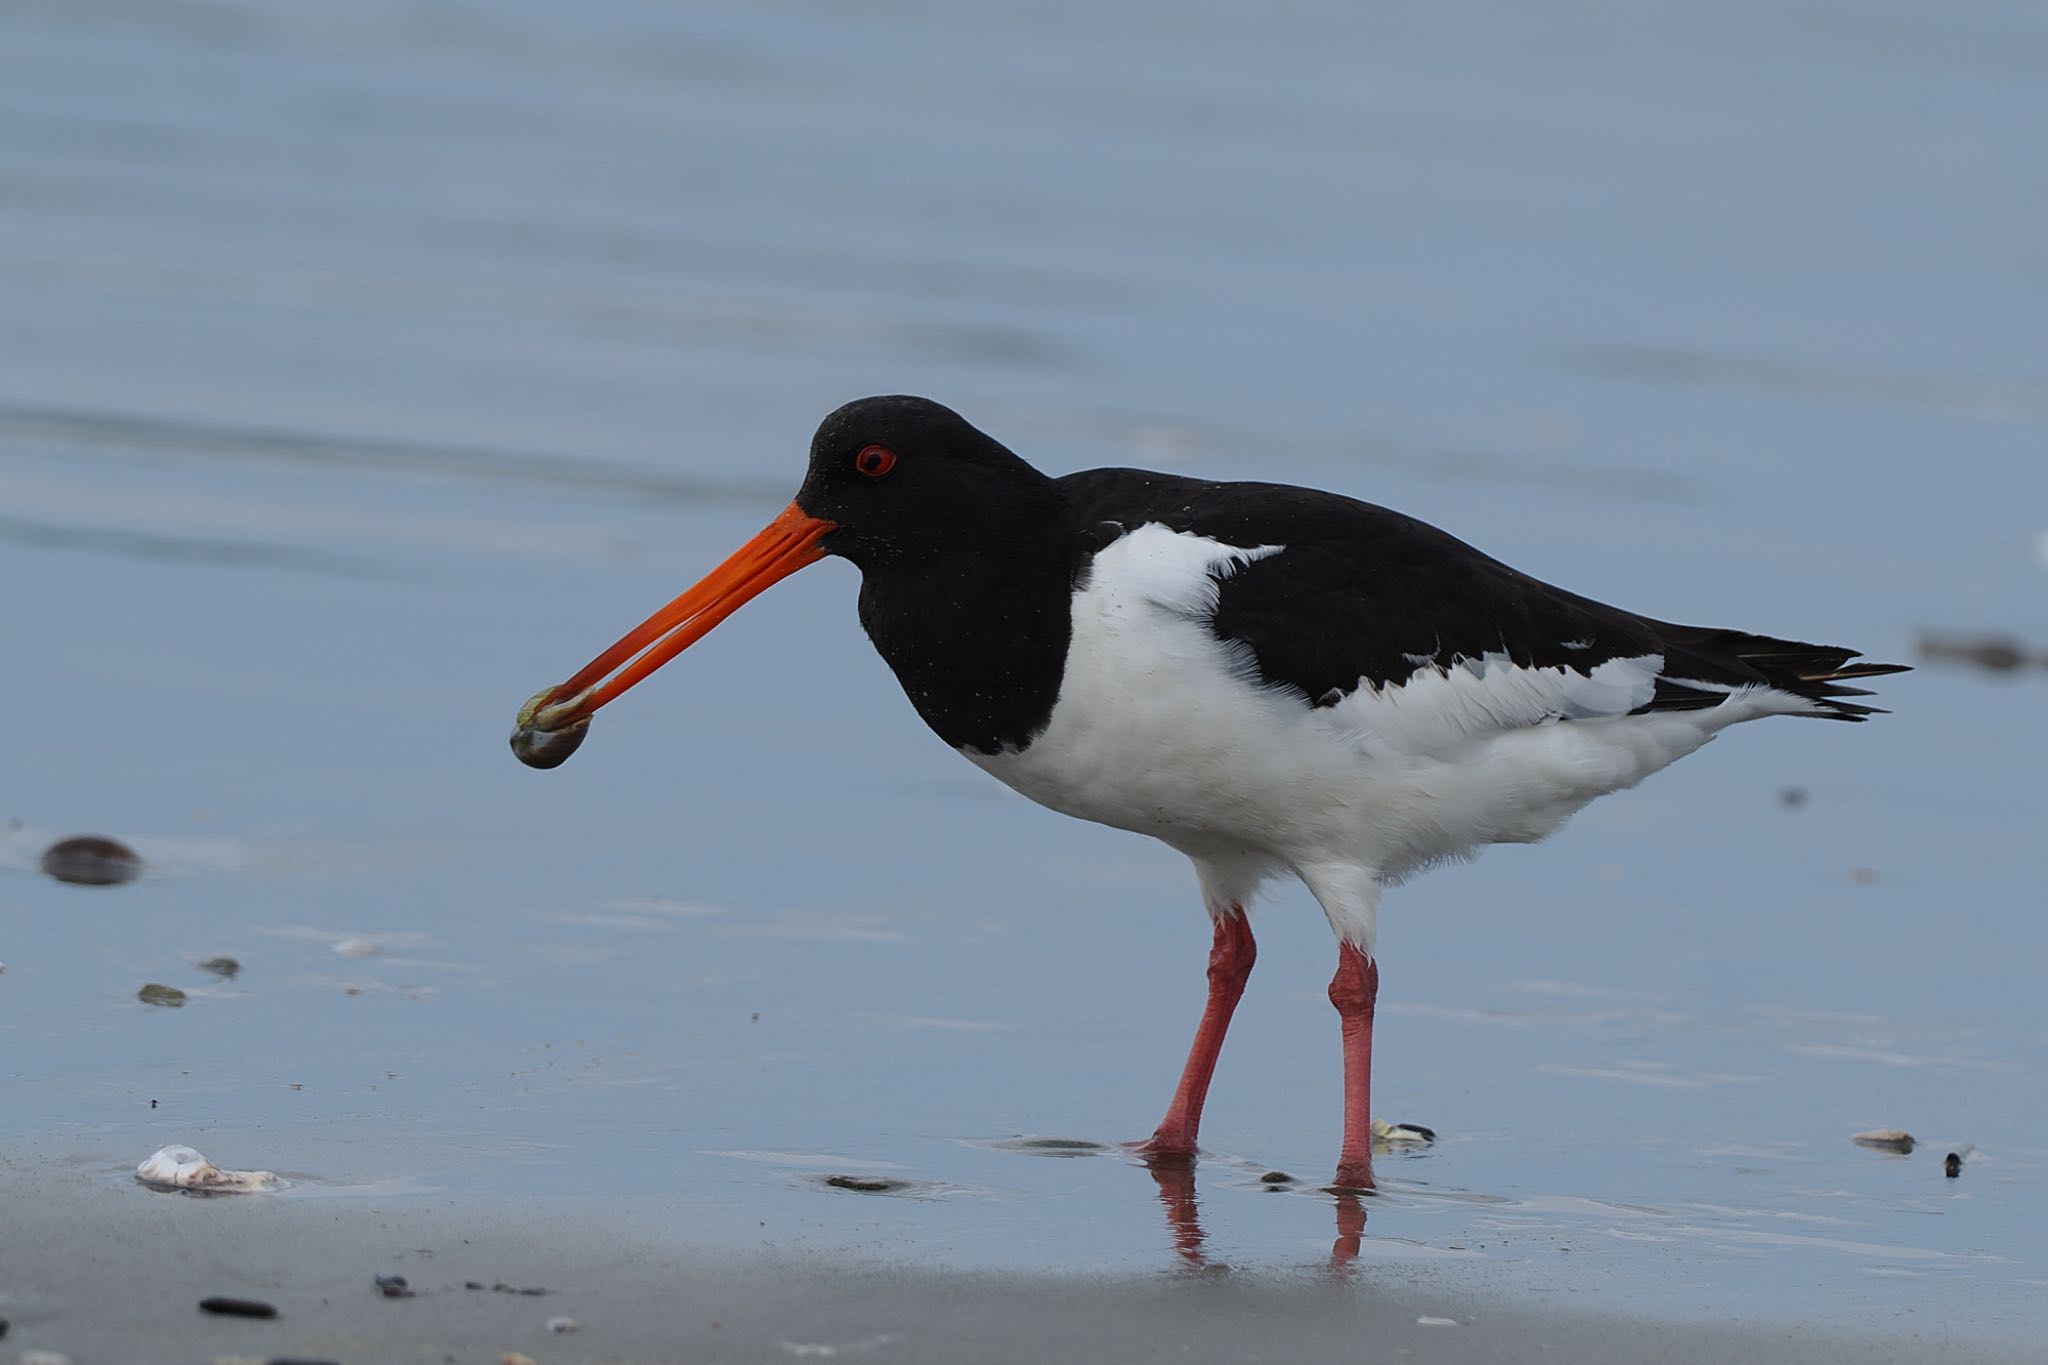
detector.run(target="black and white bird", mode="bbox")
[513,395,1905,1190]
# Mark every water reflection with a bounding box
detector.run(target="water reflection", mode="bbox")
[1140,1152,1375,1277]
[1142,1155,1215,1271]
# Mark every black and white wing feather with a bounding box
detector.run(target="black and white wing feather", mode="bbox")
[1062,468,1905,746]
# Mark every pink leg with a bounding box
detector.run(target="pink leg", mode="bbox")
[1329,942,1379,1190]
[1138,909,1256,1160]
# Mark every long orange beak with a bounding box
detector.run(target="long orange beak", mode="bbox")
[511,502,835,768]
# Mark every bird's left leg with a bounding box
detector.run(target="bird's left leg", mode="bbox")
[1138,907,1256,1161]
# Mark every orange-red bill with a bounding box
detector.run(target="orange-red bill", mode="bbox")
[511,502,835,768]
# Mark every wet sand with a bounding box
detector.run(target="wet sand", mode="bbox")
[1,1157,2029,1365]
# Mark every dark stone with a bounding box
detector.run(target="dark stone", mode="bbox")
[40,834,142,886]
[199,1296,279,1318]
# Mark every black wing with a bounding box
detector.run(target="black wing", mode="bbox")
[1058,468,1905,720]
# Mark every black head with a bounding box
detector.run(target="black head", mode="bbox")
[796,396,1060,570]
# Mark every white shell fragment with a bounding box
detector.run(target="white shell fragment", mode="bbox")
[135,1144,282,1193]
[1853,1128,1916,1154]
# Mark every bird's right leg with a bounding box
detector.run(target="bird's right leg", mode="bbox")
[1138,907,1256,1161]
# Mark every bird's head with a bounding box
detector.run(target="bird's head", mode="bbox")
[797,394,1053,570]
[509,395,1051,768]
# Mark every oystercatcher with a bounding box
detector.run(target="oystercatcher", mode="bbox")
[513,395,1905,1189]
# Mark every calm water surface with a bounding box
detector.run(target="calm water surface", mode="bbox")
[3,0,2045,1345]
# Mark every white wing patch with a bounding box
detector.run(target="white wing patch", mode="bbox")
[1085,522,1282,621]
[1322,651,1664,757]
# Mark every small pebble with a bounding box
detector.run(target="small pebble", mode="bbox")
[139,982,187,1008]
[1945,1151,1963,1178]
[375,1272,414,1299]
[40,833,142,886]
[1853,1128,1916,1154]
[1259,1170,1294,1184]
[1416,1315,1459,1327]
[1778,785,1809,808]
[266,1358,343,1365]
[199,956,243,979]
[824,1174,900,1193]
[199,1296,279,1319]
[546,1315,579,1333]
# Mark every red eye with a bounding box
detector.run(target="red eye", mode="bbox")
[854,444,897,479]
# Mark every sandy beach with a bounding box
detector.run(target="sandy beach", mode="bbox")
[3,1154,2033,1365]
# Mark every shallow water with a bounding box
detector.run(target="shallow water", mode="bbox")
[3,0,2045,1348]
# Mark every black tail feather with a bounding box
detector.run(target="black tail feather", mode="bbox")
[1646,628,1909,722]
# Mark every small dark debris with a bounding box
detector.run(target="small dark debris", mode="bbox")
[1259,1171,1295,1185]
[824,1174,908,1193]
[1915,631,2039,675]
[1778,786,1809,808]
[0,1315,9,1338]
[199,1296,278,1319]
[199,957,242,979]
[150,1099,158,1109]
[138,983,186,1008]
[1945,1151,1963,1178]
[266,1358,342,1365]
[41,834,142,886]
[464,1280,548,1296]
[750,1011,760,1022]
[1003,1137,1105,1154]
[375,1272,414,1298]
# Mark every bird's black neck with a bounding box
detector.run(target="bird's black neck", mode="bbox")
[854,512,1078,755]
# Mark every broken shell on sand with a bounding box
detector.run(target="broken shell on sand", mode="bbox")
[1371,1118,1437,1147]
[135,1144,282,1194]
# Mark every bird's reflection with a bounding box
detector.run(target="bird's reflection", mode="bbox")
[1139,1152,1372,1274]
[1141,1154,1216,1270]
[1328,1187,1369,1269]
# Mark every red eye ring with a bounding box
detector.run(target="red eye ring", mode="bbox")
[854,444,897,479]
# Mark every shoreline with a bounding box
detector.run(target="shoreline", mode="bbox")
[0,1156,2029,1365]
